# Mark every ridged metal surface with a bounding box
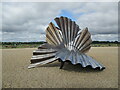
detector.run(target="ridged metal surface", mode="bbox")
[28,16,105,70]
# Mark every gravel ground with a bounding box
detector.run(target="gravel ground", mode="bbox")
[2,47,118,88]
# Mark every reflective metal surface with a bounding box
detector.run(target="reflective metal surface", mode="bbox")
[28,16,105,70]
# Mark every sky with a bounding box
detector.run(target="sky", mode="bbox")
[2,2,119,42]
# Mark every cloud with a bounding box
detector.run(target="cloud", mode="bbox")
[75,3,118,34]
[2,2,118,42]
[92,34,118,41]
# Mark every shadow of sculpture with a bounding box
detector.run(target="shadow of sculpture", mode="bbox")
[35,61,105,73]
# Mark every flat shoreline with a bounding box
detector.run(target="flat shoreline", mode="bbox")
[2,47,118,88]
[1,46,119,50]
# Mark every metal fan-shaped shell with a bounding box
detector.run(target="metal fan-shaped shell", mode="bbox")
[28,16,105,70]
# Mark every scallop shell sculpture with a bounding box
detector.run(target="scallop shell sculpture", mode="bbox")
[28,16,105,70]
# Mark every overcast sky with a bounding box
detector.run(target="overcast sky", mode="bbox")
[2,2,118,42]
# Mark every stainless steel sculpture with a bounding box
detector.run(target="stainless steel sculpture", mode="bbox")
[28,16,105,70]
